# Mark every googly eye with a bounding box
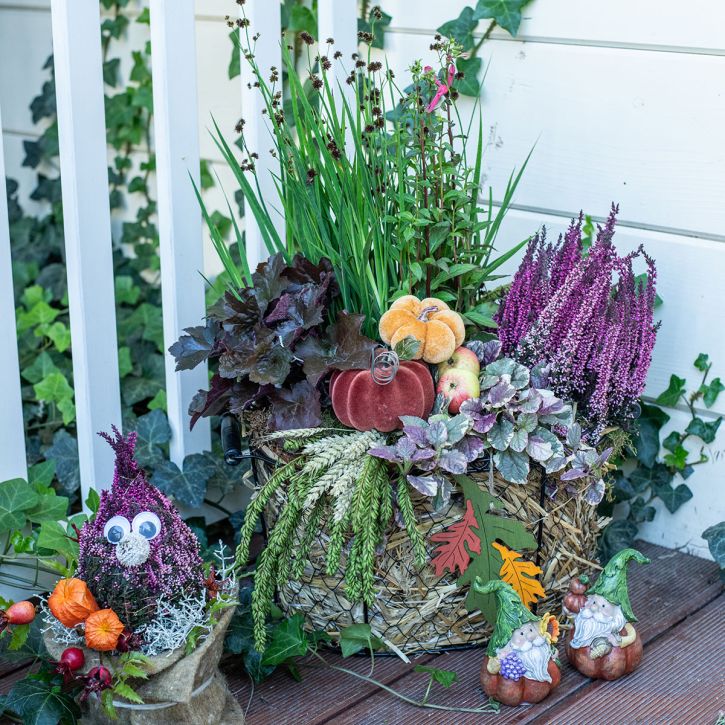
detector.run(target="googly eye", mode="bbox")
[132,511,161,541]
[103,516,131,544]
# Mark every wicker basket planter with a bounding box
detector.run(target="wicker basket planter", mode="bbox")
[44,607,243,724]
[252,440,605,655]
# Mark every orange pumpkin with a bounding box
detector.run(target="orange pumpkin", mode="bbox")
[48,578,99,628]
[84,609,125,651]
[331,360,434,432]
[481,657,561,706]
[379,295,465,364]
[565,626,643,680]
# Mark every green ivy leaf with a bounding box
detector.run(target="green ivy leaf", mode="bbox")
[261,614,309,665]
[37,520,78,561]
[414,665,459,688]
[21,351,59,384]
[132,409,172,467]
[652,481,693,514]
[655,375,687,407]
[147,389,167,411]
[454,56,483,97]
[28,460,55,488]
[598,519,638,563]
[45,430,81,496]
[473,0,531,36]
[694,353,710,372]
[17,300,60,331]
[0,479,38,532]
[8,623,30,652]
[339,623,385,658]
[118,346,133,378]
[26,492,69,524]
[662,431,681,452]
[663,444,688,470]
[45,321,71,352]
[136,7,150,24]
[5,677,81,725]
[228,30,240,79]
[103,58,120,87]
[33,371,73,406]
[151,453,215,508]
[287,5,317,37]
[85,488,100,514]
[685,416,722,444]
[633,402,669,467]
[437,7,478,49]
[115,275,141,305]
[701,378,724,408]
[702,522,725,569]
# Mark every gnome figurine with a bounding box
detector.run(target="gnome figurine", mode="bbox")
[565,548,650,680]
[474,579,561,707]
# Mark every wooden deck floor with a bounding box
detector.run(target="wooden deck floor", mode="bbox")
[2,540,723,724]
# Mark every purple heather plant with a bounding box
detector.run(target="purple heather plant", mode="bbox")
[496,205,658,438]
[76,428,204,629]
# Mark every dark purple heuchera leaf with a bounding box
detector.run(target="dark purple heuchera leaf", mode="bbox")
[188,375,260,428]
[169,320,220,371]
[217,339,255,379]
[246,334,294,385]
[296,311,377,385]
[220,288,261,336]
[250,253,288,312]
[268,381,322,429]
[284,254,337,290]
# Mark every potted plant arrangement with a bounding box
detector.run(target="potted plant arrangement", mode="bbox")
[170,17,659,655]
[18,429,245,723]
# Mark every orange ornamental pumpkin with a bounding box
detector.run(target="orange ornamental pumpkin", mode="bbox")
[481,657,561,707]
[330,360,434,432]
[378,295,465,364]
[565,626,643,681]
[84,609,125,651]
[48,578,99,628]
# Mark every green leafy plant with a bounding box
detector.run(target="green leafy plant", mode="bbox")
[600,354,723,561]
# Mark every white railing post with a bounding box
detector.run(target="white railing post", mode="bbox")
[0,106,28,482]
[150,0,211,464]
[239,1,284,271]
[50,0,122,498]
[318,0,358,107]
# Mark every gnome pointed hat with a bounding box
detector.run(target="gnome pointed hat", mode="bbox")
[474,578,538,656]
[587,547,650,622]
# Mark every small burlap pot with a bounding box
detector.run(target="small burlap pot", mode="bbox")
[44,607,243,724]
[251,439,606,655]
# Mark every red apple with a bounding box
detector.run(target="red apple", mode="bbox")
[437,369,480,413]
[437,346,480,376]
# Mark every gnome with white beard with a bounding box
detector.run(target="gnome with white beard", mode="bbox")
[475,579,561,707]
[565,547,650,680]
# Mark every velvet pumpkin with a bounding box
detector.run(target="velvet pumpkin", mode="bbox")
[562,575,589,616]
[480,657,561,707]
[48,578,100,628]
[565,626,643,680]
[331,360,434,432]
[378,295,465,364]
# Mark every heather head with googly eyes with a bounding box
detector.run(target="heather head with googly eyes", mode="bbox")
[75,428,204,628]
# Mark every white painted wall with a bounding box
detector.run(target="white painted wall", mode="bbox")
[2,0,724,558]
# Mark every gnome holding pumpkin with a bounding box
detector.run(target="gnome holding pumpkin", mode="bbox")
[565,547,650,680]
[474,579,561,707]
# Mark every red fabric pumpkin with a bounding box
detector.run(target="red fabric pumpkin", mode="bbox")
[565,626,642,680]
[481,657,561,707]
[331,361,434,432]
[563,575,589,615]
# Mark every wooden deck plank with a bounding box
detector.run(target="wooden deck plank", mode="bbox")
[326,542,722,725]
[530,594,725,725]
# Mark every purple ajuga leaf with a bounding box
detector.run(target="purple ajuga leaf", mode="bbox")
[596,446,614,467]
[466,339,502,366]
[488,380,517,407]
[584,478,606,505]
[402,424,429,446]
[426,420,448,446]
[560,467,587,481]
[526,434,553,462]
[456,436,486,463]
[411,447,437,462]
[530,362,552,389]
[368,445,400,462]
[407,474,439,497]
[438,449,468,475]
[395,437,418,461]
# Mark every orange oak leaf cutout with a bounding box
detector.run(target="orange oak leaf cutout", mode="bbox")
[430,499,481,576]
[492,541,546,610]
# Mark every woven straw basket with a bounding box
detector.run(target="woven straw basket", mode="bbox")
[251,438,605,655]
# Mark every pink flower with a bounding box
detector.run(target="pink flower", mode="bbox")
[425,63,457,113]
